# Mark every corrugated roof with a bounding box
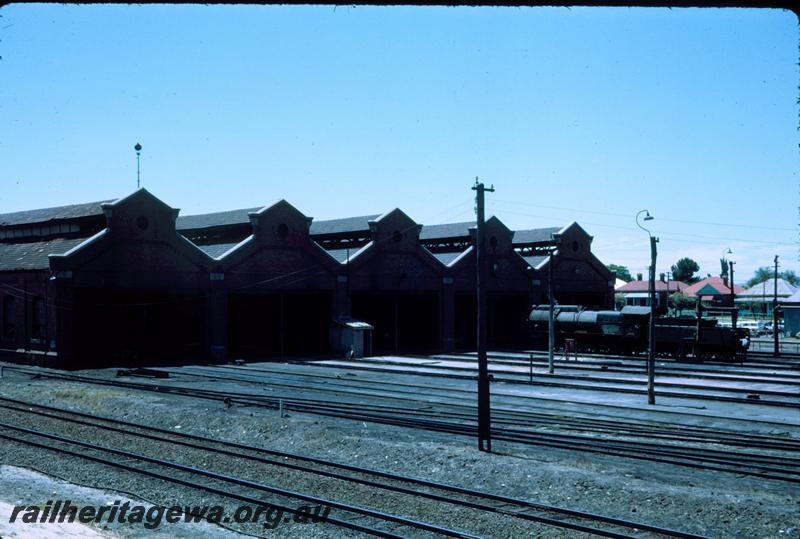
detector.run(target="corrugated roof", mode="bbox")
[513,227,561,244]
[0,237,89,271]
[616,280,689,293]
[420,221,474,240]
[0,200,112,227]
[782,289,800,303]
[738,278,797,297]
[310,215,379,235]
[684,277,745,298]
[177,208,380,236]
[176,207,261,230]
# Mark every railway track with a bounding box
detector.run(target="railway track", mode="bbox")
[301,357,800,408]
[3,365,798,484]
[438,352,800,383]
[188,364,800,450]
[483,349,800,369]
[0,396,708,539]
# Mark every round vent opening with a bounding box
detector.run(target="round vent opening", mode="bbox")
[392,230,402,243]
[136,216,149,230]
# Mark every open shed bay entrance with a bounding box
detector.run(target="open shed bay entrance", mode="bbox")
[74,288,204,367]
[351,292,439,354]
[454,292,530,350]
[228,292,332,359]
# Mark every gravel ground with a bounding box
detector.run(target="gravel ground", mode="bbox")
[0,368,797,538]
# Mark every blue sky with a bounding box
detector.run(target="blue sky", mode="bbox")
[1,5,797,282]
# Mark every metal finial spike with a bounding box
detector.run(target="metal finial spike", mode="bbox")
[134,143,142,189]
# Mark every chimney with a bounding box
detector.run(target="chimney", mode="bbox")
[660,273,665,283]
[723,277,728,287]
[636,273,642,281]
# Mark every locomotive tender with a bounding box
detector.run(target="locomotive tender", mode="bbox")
[528,305,750,361]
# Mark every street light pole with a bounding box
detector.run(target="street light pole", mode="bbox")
[636,210,657,405]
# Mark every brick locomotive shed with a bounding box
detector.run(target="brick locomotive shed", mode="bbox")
[0,189,613,367]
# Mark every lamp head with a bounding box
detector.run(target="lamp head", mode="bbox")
[134,143,142,152]
[643,212,654,221]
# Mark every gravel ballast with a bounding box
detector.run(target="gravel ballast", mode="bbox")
[0,365,797,538]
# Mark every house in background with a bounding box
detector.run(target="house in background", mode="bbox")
[735,277,797,316]
[683,276,744,308]
[780,288,800,337]
[615,273,688,307]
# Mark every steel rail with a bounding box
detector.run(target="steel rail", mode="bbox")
[4,367,798,481]
[0,421,481,539]
[0,399,668,539]
[163,366,800,451]
[453,350,800,370]
[287,406,800,483]
[15,365,798,456]
[206,364,800,448]
[277,401,800,475]
[0,405,656,539]
[0,433,405,538]
[299,361,800,408]
[445,357,800,385]
[328,357,800,396]
[206,364,800,444]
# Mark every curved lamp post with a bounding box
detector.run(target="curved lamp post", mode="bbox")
[636,209,656,405]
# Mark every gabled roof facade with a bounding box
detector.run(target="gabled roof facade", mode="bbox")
[738,277,797,298]
[683,276,744,298]
[616,280,689,293]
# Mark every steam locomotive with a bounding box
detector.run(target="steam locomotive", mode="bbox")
[528,305,750,362]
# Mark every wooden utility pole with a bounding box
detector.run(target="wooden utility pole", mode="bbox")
[729,260,737,329]
[774,255,780,357]
[548,251,555,374]
[647,236,658,405]
[473,178,494,452]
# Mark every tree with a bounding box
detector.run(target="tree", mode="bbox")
[745,267,800,288]
[719,258,728,279]
[671,258,700,284]
[669,291,694,314]
[614,293,627,310]
[607,264,632,282]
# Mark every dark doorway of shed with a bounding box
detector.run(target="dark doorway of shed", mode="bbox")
[454,293,477,351]
[351,293,438,354]
[488,294,530,348]
[454,292,530,350]
[74,288,204,367]
[228,292,332,359]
